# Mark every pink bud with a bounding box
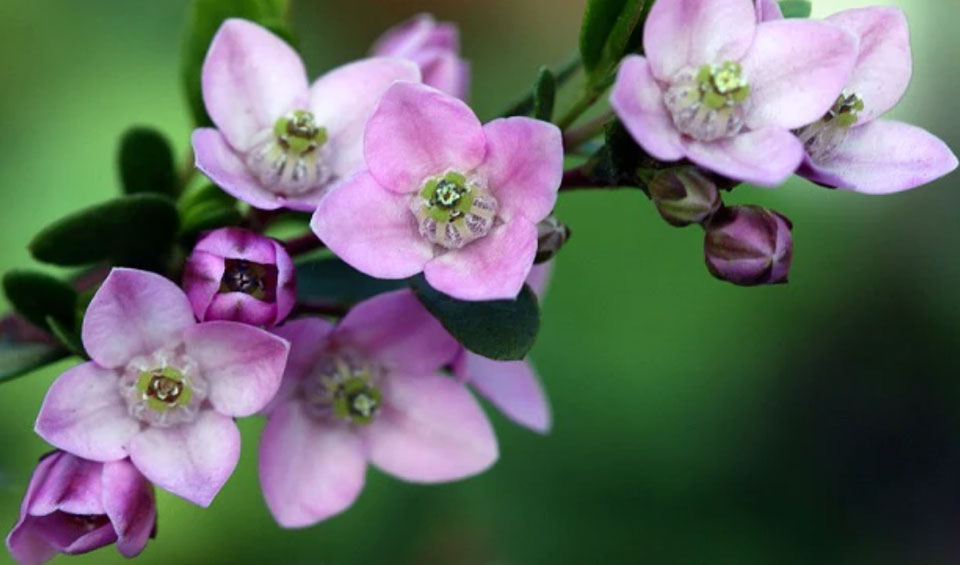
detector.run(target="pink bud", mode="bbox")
[704,205,793,286]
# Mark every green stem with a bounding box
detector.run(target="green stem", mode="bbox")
[498,53,582,118]
[178,146,198,192]
[563,110,614,150]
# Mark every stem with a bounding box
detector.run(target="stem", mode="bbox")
[178,146,197,192]
[283,232,326,256]
[555,75,615,131]
[563,110,614,151]
[498,53,582,118]
[559,166,623,192]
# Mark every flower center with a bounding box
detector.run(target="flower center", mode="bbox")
[301,354,383,426]
[664,62,750,142]
[796,92,864,162]
[245,109,333,196]
[411,171,498,250]
[219,259,277,301]
[120,349,207,427]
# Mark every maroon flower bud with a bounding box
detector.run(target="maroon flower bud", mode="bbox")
[704,205,793,286]
[648,167,720,227]
[534,216,571,264]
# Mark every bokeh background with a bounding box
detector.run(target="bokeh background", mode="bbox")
[1,0,959,563]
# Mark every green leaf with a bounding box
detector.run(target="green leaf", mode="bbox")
[779,0,812,18]
[410,277,540,361]
[182,0,293,127]
[46,316,86,358]
[30,194,179,269]
[580,0,647,85]
[118,127,177,196]
[3,271,77,331]
[0,314,68,384]
[178,184,241,239]
[297,257,407,306]
[533,67,557,121]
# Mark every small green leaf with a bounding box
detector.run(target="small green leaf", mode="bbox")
[3,271,77,331]
[533,67,557,121]
[0,314,68,384]
[46,316,86,359]
[118,127,177,196]
[297,257,407,306]
[410,277,540,361]
[30,194,179,269]
[178,184,241,239]
[580,0,647,86]
[779,0,812,18]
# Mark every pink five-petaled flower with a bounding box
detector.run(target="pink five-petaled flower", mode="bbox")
[786,7,957,194]
[6,451,155,565]
[312,82,563,301]
[259,290,497,528]
[611,0,859,186]
[192,19,421,211]
[371,13,470,100]
[35,268,290,507]
[183,227,296,327]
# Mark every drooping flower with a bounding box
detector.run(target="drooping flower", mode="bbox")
[610,0,858,186]
[192,19,421,211]
[6,451,155,565]
[35,268,289,507]
[788,7,958,194]
[258,290,497,528]
[704,205,793,286]
[312,82,563,301]
[183,227,296,327]
[371,13,470,100]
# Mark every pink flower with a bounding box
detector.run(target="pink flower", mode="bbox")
[35,268,290,507]
[6,451,155,564]
[312,82,563,301]
[258,290,497,528]
[610,0,858,186]
[192,19,421,211]
[790,7,958,194]
[183,228,296,327]
[371,13,470,100]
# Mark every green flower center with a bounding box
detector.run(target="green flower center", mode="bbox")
[120,349,207,427]
[136,367,193,413]
[273,110,329,156]
[822,92,864,129]
[413,172,498,249]
[245,109,333,196]
[664,62,750,142]
[302,356,383,426]
[220,259,277,301]
[796,92,865,162]
[699,62,750,107]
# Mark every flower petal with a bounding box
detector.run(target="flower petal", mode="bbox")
[309,58,421,180]
[192,128,286,211]
[366,372,498,482]
[742,19,858,130]
[272,239,297,326]
[35,363,139,462]
[462,355,551,434]
[26,453,104,517]
[6,517,58,565]
[643,0,757,81]
[610,55,685,162]
[419,51,470,100]
[258,401,366,528]
[102,459,155,558]
[182,249,225,323]
[184,321,289,417]
[201,19,308,151]
[336,290,459,374]
[204,293,278,327]
[801,120,959,195]
[424,217,538,301]
[364,82,486,194]
[826,6,912,122]
[311,172,433,279]
[192,227,277,263]
[474,117,562,223]
[269,318,336,411]
[682,127,804,187]
[127,410,240,507]
[755,0,783,22]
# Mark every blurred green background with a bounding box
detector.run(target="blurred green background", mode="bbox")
[1,0,959,563]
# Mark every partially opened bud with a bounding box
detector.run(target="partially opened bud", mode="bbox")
[704,205,793,286]
[535,217,571,264]
[648,167,720,227]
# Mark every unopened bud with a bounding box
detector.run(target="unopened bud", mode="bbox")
[648,167,720,227]
[704,205,793,286]
[534,216,571,264]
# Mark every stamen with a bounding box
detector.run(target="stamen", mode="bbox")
[219,259,278,301]
[664,62,750,142]
[301,353,383,426]
[412,172,498,249]
[120,349,207,427]
[797,92,864,162]
[245,110,333,197]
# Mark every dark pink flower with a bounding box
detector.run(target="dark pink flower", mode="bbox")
[704,205,793,286]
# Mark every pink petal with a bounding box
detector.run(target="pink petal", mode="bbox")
[336,290,459,375]
[272,239,297,325]
[309,58,421,180]
[418,51,470,100]
[755,0,783,22]
[364,82,486,194]
[182,249,225,323]
[682,127,804,187]
[268,318,336,411]
[826,7,912,122]
[127,409,240,507]
[365,372,498,482]
[742,19,858,130]
[205,293,278,326]
[25,453,104,517]
[184,321,290,417]
[192,128,286,211]
[193,227,278,263]
[258,401,366,528]
[6,518,58,565]
[82,269,195,369]
[201,19,308,151]
[424,217,538,301]
[311,172,433,279]
[101,460,155,558]
[462,354,551,434]
[610,56,684,162]
[372,14,449,57]
[802,120,959,195]
[474,117,562,223]
[643,0,757,81]
[526,262,554,299]
[35,363,139,462]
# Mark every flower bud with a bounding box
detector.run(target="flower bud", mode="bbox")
[534,217,571,264]
[648,167,720,227]
[183,227,296,327]
[704,205,793,286]
[6,451,156,563]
